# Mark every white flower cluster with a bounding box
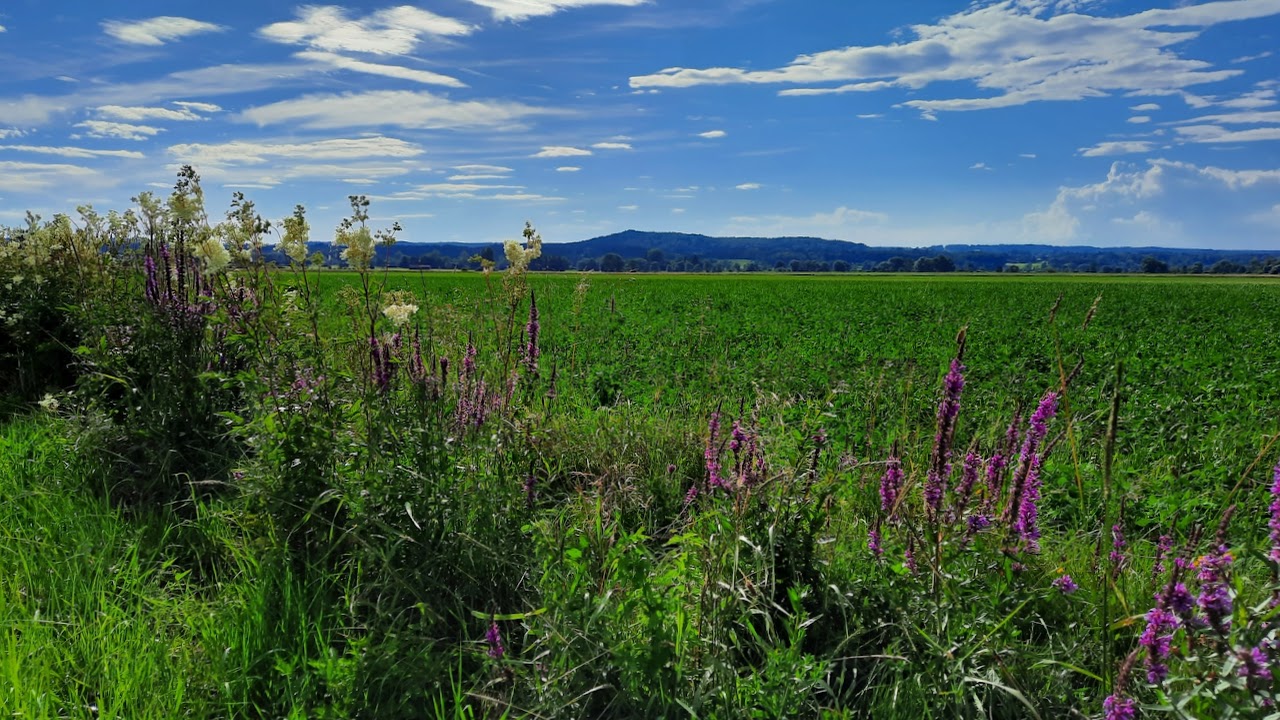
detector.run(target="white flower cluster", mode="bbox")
[193,235,232,275]
[382,302,419,328]
[504,232,542,273]
[338,225,376,270]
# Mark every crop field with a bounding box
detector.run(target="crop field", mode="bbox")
[3,212,1280,718]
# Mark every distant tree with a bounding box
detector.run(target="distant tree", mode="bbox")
[646,248,665,268]
[600,253,625,272]
[1209,259,1245,274]
[624,257,648,272]
[1140,256,1170,274]
[934,255,956,272]
[789,260,802,272]
[577,258,600,271]
[532,254,571,271]
[479,245,496,263]
[832,259,850,272]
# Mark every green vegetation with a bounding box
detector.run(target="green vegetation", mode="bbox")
[3,176,1280,718]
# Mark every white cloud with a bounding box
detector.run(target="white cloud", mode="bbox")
[0,129,25,139]
[1174,125,1280,143]
[1177,109,1280,125]
[671,208,686,214]
[1078,140,1155,157]
[0,95,70,125]
[96,105,204,122]
[296,51,467,88]
[1154,159,1280,189]
[631,0,1280,116]
[532,146,591,158]
[1020,153,1038,159]
[618,205,638,211]
[723,205,889,239]
[172,101,222,113]
[103,16,225,46]
[970,162,992,170]
[169,136,423,166]
[449,174,509,180]
[779,81,895,97]
[856,113,884,119]
[735,182,761,190]
[74,120,163,141]
[452,164,512,175]
[0,145,144,160]
[463,0,647,21]
[1233,50,1274,63]
[591,141,632,150]
[240,90,550,130]
[1130,103,1161,111]
[556,166,581,172]
[0,161,103,193]
[259,6,472,55]
[698,130,726,139]
[1127,115,1151,124]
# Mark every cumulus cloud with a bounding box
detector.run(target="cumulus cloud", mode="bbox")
[259,6,472,55]
[631,0,1280,116]
[698,130,726,138]
[74,120,163,141]
[240,90,549,130]
[296,51,466,88]
[462,0,647,21]
[531,146,592,157]
[1078,140,1156,157]
[103,16,225,46]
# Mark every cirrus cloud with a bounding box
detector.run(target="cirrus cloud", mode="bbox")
[103,16,226,46]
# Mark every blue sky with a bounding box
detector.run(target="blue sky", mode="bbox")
[1,0,1278,249]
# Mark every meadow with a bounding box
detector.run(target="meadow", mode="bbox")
[2,191,1280,718]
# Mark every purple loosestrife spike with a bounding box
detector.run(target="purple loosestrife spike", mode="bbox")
[705,411,726,490]
[1269,460,1280,563]
[1139,606,1177,684]
[144,255,159,304]
[879,456,904,518]
[868,528,883,559]
[1052,574,1079,594]
[926,358,966,520]
[1197,544,1234,634]
[1110,524,1128,576]
[1154,534,1173,577]
[1003,392,1058,525]
[1240,646,1274,682]
[951,451,981,521]
[684,485,699,506]
[1014,454,1043,551]
[524,292,540,377]
[1102,695,1137,720]
[904,538,917,575]
[485,621,505,659]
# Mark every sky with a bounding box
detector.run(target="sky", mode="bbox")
[0,0,1278,250]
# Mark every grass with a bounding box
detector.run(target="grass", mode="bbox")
[4,208,1279,717]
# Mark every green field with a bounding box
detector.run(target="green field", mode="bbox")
[3,224,1280,718]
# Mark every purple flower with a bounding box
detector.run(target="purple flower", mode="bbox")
[952,451,981,516]
[868,528,883,558]
[1153,534,1173,577]
[1014,455,1043,551]
[1003,392,1058,525]
[1197,545,1234,633]
[927,358,965,520]
[485,621,505,659]
[524,292,540,376]
[924,469,946,521]
[1110,524,1128,575]
[880,456,904,517]
[1139,606,1177,684]
[706,411,726,490]
[1102,694,1136,720]
[1240,646,1273,682]
[684,484,699,506]
[1052,574,1079,594]
[1168,582,1196,620]
[523,474,537,509]
[1269,460,1280,563]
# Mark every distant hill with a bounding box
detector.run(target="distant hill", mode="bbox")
[282,229,1279,274]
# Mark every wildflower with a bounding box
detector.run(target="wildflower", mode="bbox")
[1269,459,1280,563]
[1110,524,1128,575]
[279,205,310,265]
[382,303,419,328]
[1014,454,1043,551]
[880,455,904,518]
[1052,574,1079,595]
[1153,534,1173,577]
[524,292,540,376]
[1102,694,1137,720]
[523,474,537,509]
[683,485,699,506]
[1139,606,1177,684]
[485,621,505,659]
[337,224,375,270]
[37,393,59,413]
[868,528,883,558]
[1240,646,1273,682]
[926,358,965,520]
[1167,582,1195,620]
[706,410,726,490]
[951,450,981,520]
[1196,544,1234,634]
[192,235,231,274]
[1004,392,1058,526]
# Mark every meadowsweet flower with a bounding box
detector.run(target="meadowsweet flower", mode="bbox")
[37,393,59,413]
[485,621,505,659]
[382,303,418,328]
[192,235,231,274]
[1052,574,1079,594]
[279,205,310,265]
[337,225,375,270]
